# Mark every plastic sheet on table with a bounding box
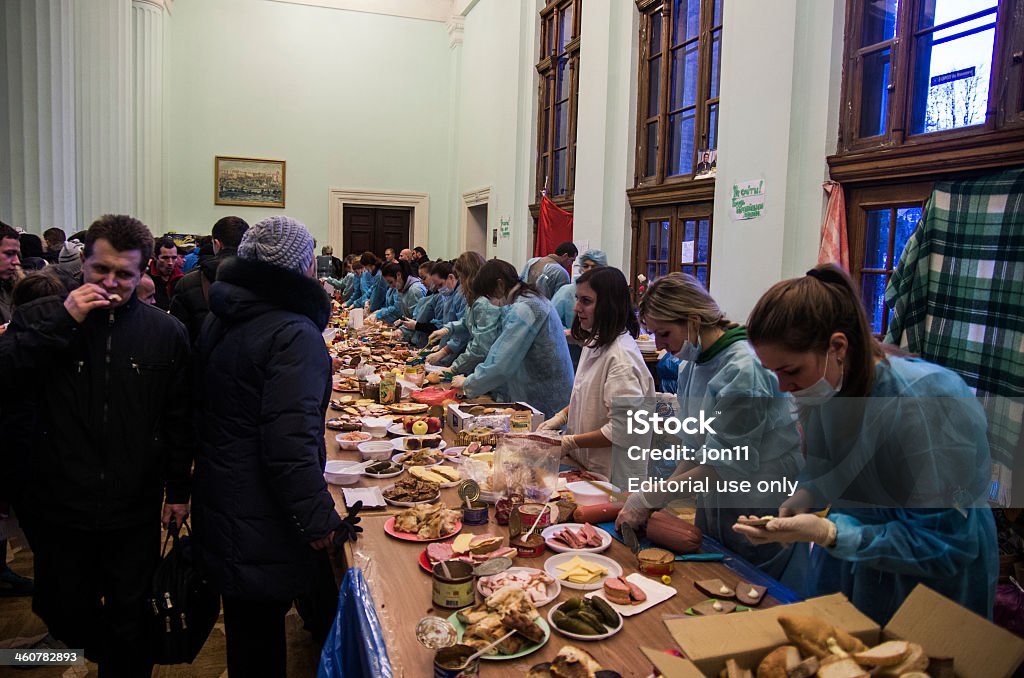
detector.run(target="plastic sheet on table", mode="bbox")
[317,567,394,678]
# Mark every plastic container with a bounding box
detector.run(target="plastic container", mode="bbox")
[324,460,361,486]
[358,440,395,461]
[335,432,373,451]
[566,481,620,506]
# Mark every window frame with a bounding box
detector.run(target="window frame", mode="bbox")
[632,0,722,192]
[632,201,714,291]
[831,0,1024,183]
[535,0,582,204]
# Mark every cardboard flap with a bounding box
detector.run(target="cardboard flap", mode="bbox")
[666,593,879,675]
[641,647,705,678]
[885,584,1024,678]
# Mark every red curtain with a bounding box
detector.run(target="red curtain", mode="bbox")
[817,180,849,271]
[535,195,573,257]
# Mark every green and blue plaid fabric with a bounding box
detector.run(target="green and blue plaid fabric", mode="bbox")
[885,167,1024,505]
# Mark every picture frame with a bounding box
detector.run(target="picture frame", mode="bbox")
[214,156,286,208]
[694,149,717,179]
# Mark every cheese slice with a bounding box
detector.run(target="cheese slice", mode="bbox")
[555,557,608,584]
[410,467,446,484]
[452,534,475,554]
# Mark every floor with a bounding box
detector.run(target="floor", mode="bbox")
[0,538,323,678]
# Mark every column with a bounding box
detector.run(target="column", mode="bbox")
[133,0,166,232]
[75,0,134,228]
[0,0,77,232]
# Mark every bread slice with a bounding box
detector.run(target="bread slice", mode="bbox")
[755,645,799,678]
[815,657,869,678]
[852,640,909,667]
[876,643,928,677]
[777,614,867,659]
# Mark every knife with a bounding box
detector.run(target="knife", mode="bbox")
[619,523,641,554]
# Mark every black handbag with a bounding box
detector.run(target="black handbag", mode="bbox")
[149,521,220,665]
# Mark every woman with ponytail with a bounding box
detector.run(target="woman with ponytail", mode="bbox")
[735,264,996,624]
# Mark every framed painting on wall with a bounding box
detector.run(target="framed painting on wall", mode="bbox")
[214,156,286,208]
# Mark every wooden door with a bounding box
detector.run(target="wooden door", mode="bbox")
[342,206,411,256]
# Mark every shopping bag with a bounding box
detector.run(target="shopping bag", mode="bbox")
[149,521,220,664]
[317,568,393,678]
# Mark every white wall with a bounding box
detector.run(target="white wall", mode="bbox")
[167,0,454,254]
[710,0,844,321]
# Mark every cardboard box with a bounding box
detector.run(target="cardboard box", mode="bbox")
[647,585,1024,678]
[447,402,544,432]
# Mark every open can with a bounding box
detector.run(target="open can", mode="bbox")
[431,561,475,609]
[433,644,480,678]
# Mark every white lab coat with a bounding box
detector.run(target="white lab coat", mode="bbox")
[567,332,655,486]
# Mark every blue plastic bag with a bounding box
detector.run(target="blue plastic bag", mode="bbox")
[657,353,681,393]
[317,568,393,678]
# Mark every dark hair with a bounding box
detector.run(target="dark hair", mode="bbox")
[382,260,414,281]
[0,223,19,243]
[554,241,578,257]
[430,261,452,279]
[175,245,189,256]
[360,251,379,269]
[197,235,215,257]
[13,268,67,306]
[414,246,428,259]
[19,233,44,258]
[571,267,639,348]
[473,259,538,303]
[418,260,435,276]
[212,216,248,249]
[68,230,87,242]
[747,263,883,397]
[84,215,155,272]
[43,227,66,247]
[154,236,177,256]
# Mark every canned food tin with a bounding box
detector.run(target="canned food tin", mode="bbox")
[433,644,480,678]
[431,561,476,609]
[461,501,489,526]
[517,503,552,530]
[512,532,546,558]
[637,547,675,575]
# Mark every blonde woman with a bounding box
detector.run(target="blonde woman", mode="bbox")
[616,273,801,578]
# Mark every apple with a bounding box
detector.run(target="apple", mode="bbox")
[412,420,429,435]
[426,417,442,433]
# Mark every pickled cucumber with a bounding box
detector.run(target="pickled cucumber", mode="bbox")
[555,615,600,635]
[575,609,606,631]
[560,597,583,613]
[589,597,620,627]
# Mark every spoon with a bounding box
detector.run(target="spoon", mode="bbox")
[522,502,551,543]
[459,630,516,666]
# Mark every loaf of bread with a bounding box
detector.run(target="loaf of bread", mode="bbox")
[776,614,867,660]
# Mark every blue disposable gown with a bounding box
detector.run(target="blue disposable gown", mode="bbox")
[800,356,997,624]
[376,277,426,325]
[368,271,388,312]
[445,298,505,375]
[519,256,570,300]
[551,282,582,370]
[347,269,377,308]
[462,293,574,418]
[664,337,803,578]
[402,293,440,348]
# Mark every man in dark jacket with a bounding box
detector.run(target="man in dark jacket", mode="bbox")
[193,215,355,676]
[149,236,183,310]
[4,214,196,676]
[169,216,248,345]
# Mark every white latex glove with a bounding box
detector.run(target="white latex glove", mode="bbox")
[732,514,836,546]
[615,493,651,531]
[560,434,578,454]
[427,327,450,345]
[450,375,466,391]
[425,350,446,366]
[539,410,569,431]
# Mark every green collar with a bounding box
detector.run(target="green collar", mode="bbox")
[696,326,747,364]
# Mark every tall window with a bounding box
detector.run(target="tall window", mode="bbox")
[846,183,933,335]
[838,0,1024,155]
[636,204,713,288]
[635,0,722,186]
[536,0,581,200]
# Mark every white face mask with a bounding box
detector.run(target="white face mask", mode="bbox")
[792,351,842,405]
[672,320,702,362]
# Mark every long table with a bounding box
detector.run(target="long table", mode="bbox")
[323,405,777,677]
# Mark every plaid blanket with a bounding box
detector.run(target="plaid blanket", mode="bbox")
[885,167,1024,506]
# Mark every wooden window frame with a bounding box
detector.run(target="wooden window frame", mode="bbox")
[631,0,722,199]
[830,0,1024,184]
[535,0,582,207]
[631,201,714,291]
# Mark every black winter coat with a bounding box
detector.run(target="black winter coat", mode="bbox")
[192,256,341,601]
[169,248,237,346]
[4,294,195,530]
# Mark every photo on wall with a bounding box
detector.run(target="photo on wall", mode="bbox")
[214,156,286,208]
[694,149,717,179]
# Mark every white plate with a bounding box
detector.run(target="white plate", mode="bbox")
[381,483,440,507]
[387,423,411,436]
[543,553,622,591]
[584,572,677,616]
[391,453,444,468]
[541,523,613,554]
[443,446,467,464]
[391,437,447,452]
[342,486,385,509]
[362,467,404,480]
[547,600,623,640]
[477,567,561,607]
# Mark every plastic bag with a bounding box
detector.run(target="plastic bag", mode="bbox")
[409,386,458,406]
[494,434,561,503]
[317,568,393,678]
